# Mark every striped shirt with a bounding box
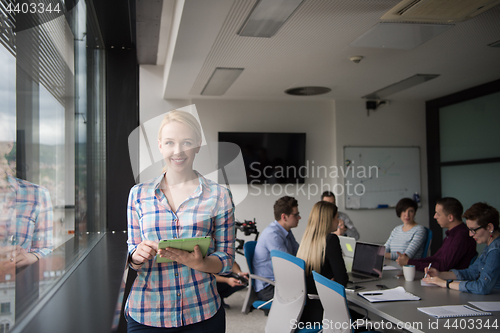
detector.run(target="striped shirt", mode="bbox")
[1,176,53,257]
[384,224,426,260]
[126,172,235,328]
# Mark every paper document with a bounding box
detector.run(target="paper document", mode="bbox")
[418,305,492,318]
[420,279,438,287]
[468,302,500,312]
[382,265,399,271]
[358,286,420,303]
[347,196,361,209]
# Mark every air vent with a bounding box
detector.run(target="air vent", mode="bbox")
[381,0,500,23]
[488,39,500,48]
[285,86,331,96]
[397,0,422,16]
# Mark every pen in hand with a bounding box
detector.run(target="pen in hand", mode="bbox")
[424,263,432,278]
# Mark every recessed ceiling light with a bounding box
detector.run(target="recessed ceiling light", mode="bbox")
[285,86,331,96]
[201,68,244,96]
[362,74,439,99]
[350,22,452,50]
[238,0,305,38]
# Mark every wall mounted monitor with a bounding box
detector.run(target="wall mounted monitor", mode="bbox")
[218,132,306,184]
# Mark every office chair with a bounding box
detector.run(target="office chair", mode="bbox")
[241,241,274,314]
[312,271,381,333]
[423,227,433,258]
[265,250,321,333]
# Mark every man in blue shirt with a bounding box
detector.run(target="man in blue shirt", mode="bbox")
[252,196,301,301]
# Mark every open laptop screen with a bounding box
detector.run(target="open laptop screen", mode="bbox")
[351,242,385,278]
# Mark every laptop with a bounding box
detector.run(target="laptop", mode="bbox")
[338,236,356,272]
[347,242,385,283]
[339,236,356,258]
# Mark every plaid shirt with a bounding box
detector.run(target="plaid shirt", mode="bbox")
[126,172,235,328]
[1,176,53,257]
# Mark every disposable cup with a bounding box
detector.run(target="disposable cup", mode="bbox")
[403,265,416,282]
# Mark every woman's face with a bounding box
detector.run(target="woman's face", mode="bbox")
[158,121,200,174]
[400,207,416,224]
[466,219,490,244]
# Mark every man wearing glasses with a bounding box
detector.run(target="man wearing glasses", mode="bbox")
[396,197,477,271]
[253,196,301,302]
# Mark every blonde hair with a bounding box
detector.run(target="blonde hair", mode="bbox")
[296,201,338,274]
[157,110,202,173]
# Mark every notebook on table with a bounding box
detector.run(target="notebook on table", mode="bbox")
[348,242,385,283]
[418,305,492,318]
[339,236,356,272]
[358,286,420,303]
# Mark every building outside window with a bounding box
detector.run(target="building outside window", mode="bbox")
[0,1,106,329]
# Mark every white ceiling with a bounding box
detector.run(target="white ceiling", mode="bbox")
[146,0,500,102]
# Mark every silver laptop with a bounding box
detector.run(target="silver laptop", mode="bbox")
[339,236,356,272]
[348,242,385,283]
[338,236,356,258]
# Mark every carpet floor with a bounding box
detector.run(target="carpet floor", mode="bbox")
[224,288,267,333]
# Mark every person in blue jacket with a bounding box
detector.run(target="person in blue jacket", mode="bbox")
[423,202,500,295]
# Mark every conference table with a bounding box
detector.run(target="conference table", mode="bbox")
[345,260,500,333]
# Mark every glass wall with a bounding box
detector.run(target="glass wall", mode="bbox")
[439,91,500,163]
[438,90,500,253]
[0,0,106,329]
[439,91,500,211]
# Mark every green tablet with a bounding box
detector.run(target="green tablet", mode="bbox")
[156,236,212,263]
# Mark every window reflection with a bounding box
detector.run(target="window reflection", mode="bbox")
[39,85,72,248]
[0,38,18,332]
[0,0,106,330]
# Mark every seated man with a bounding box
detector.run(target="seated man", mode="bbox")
[397,197,477,271]
[216,262,248,309]
[321,191,360,240]
[252,196,300,301]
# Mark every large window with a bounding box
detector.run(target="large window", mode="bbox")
[0,0,106,329]
[439,91,500,210]
[426,80,500,252]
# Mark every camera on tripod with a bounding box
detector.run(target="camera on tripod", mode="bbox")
[235,219,258,236]
[235,219,259,255]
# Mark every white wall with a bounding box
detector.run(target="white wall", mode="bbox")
[335,100,429,244]
[192,98,335,227]
[139,65,429,267]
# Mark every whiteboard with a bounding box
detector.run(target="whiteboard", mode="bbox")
[343,146,421,209]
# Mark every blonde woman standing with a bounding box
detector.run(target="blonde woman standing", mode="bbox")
[126,110,235,332]
[296,201,348,324]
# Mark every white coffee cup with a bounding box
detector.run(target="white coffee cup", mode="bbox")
[403,265,416,281]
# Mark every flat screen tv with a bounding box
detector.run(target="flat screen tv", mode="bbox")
[218,132,306,184]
